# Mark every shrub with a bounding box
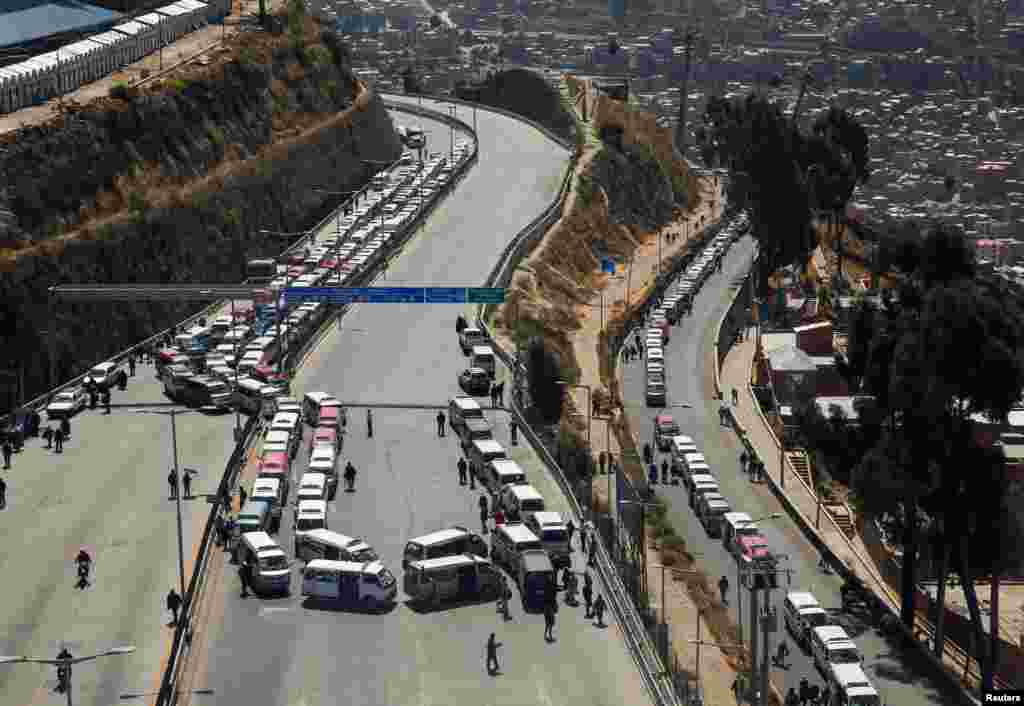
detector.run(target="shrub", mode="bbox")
[526,336,564,424]
[167,79,187,94]
[319,79,338,101]
[206,125,226,146]
[223,207,242,228]
[238,46,259,65]
[109,82,131,100]
[671,172,689,204]
[306,45,332,67]
[273,92,290,113]
[129,161,144,179]
[255,160,273,178]
[128,191,148,218]
[191,191,212,211]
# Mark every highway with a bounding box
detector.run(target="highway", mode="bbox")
[0,105,470,706]
[186,101,658,706]
[621,234,965,706]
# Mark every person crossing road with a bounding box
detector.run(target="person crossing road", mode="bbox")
[436,410,446,437]
[457,457,467,485]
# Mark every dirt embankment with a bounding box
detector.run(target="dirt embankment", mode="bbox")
[0,12,402,407]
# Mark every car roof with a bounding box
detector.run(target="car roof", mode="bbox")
[409,527,471,546]
[529,511,564,526]
[472,439,505,453]
[655,415,676,425]
[497,523,540,542]
[297,499,327,513]
[410,553,489,570]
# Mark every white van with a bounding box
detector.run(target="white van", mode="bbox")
[670,435,698,471]
[524,511,571,569]
[784,591,830,648]
[295,528,378,564]
[297,472,328,503]
[403,526,489,568]
[301,559,397,608]
[825,662,879,706]
[498,484,545,523]
[239,531,291,594]
[302,391,340,425]
[269,411,300,438]
[811,625,862,675]
[483,458,528,493]
[689,475,720,509]
[490,522,543,573]
[448,395,483,434]
[294,499,328,541]
[470,346,496,378]
[263,429,297,459]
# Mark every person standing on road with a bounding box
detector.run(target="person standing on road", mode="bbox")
[2,440,11,469]
[478,495,489,534]
[168,469,178,500]
[366,408,373,438]
[485,633,502,675]
[128,354,136,377]
[732,387,739,406]
[102,390,111,414]
[42,426,53,449]
[582,573,593,617]
[436,410,446,437]
[719,575,730,604]
[566,519,576,549]
[54,427,65,453]
[182,470,193,499]
[661,458,669,484]
[0,474,7,509]
[167,588,182,626]
[457,457,467,485]
[239,484,248,508]
[592,594,606,627]
[543,602,556,641]
[740,450,749,476]
[344,461,357,492]
[239,560,252,598]
[60,417,71,440]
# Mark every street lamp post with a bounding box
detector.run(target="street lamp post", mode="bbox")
[0,644,136,706]
[136,408,198,597]
[447,104,456,161]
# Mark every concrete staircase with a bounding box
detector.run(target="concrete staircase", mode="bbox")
[787,449,856,539]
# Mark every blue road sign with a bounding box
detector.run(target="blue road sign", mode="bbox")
[467,288,505,304]
[601,257,617,274]
[425,287,468,304]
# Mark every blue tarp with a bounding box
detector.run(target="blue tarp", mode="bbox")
[0,0,122,50]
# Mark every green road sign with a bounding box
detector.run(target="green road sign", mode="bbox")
[467,287,506,304]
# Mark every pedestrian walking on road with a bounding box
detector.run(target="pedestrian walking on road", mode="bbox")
[774,640,790,668]
[588,535,596,567]
[582,575,593,617]
[54,428,65,453]
[719,402,730,426]
[60,417,71,440]
[565,570,578,606]
[344,461,357,492]
[661,458,669,484]
[566,519,576,549]
[719,575,730,605]
[42,426,53,449]
[479,495,489,534]
[215,514,227,547]
[510,420,517,445]
[740,450,749,476]
[457,457,468,485]
[182,470,193,499]
[2,440,11,469]
[167,588,182,626]
[168,469,178,500]
[239,484,247,508]
[0,475,7,509]
[485,633,502,675]
[102,391,111,414]
[499,576,512,620]
[239,560,252,598]
[436,410,446,437]
[732,387,739,406]
[593,594,607,627]
[543,603,556,641]
[366,408,373,438]
[128,354,136,377]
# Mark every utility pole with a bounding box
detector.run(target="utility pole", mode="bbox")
[675,27,697,155]
[748,574,760,703]
[759,595,777,706]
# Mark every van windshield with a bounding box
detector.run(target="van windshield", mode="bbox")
[541,529,567,543]
[829,648,861,664]
[350,546,379,562]
[296,518,325,532]
[259,554,288,571]
[521,500,544,512]
[805,612,828,629]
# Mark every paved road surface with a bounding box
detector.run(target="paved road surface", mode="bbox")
[621,234,965,706]
[0,362,236,706]
[186,103,659,706]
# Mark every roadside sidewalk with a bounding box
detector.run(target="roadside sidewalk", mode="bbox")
[718,327,985,691]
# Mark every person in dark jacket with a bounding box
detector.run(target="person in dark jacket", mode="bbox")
[54,427,65,453]
[2,440,11,469]
[167,588,182,625]
[60,417,71,440]
[485,633,502,674]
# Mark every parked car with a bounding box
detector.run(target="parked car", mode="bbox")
[46,388,88,419]
[458,368,491,395]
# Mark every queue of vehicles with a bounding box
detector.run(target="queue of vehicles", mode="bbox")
[644,210,749,407]
[143,141,473,417]
[643,211,881,706]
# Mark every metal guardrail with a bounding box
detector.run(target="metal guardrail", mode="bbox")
[157,98,479,705]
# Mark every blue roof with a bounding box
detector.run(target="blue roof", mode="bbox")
[0,0,123,50]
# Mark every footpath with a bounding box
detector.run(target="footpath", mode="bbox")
[718,324,992,693]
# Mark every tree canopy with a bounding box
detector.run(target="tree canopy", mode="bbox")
[526,337,564,425]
